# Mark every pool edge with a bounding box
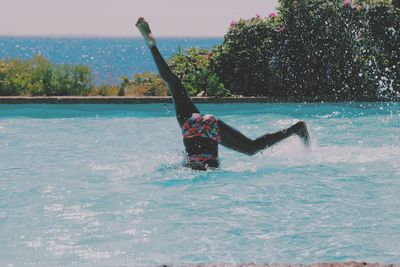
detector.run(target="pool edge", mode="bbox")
[0,96,393,104]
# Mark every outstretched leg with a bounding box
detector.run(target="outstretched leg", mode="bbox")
[136,17,198,127]
[219,120,310,155]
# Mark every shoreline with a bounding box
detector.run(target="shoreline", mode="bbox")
[0,96,395,104]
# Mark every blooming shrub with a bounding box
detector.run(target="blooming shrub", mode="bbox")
[209,0,399,100]
[210,17,281,96]
[273,0,368,99]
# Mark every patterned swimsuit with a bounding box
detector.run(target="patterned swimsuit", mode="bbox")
[181,113,220,169]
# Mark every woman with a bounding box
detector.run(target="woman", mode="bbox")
[136,17,310,171]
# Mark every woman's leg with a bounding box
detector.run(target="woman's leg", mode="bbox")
[149,46,199,126]
[218,120,310,155]
[136,17,198,127]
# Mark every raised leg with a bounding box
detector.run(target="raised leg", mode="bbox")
[218,120,310,155]
[136,17,199,126]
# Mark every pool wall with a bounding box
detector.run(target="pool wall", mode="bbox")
[0,96,389,104]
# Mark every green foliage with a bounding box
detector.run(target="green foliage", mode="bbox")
[118,76,129,96]
[120,72,169,96]
[207,0,400,100]
[0,56,93,96]
[210,17,281,96]
[275,0,369,99]
[87,84,120,96]
[168,48,231,97]
[360,2,400,99]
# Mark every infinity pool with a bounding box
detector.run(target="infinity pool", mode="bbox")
[1,103,399,266]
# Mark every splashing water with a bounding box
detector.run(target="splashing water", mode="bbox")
[0,103,399,266]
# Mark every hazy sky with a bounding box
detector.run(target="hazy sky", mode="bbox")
[1,0,279,37]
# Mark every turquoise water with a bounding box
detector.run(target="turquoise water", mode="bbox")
[0,37,222,84]
[1,103,400,266]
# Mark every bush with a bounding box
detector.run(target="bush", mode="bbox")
[87,84,120,96]
[275,0,370,99]
[168,48,231,97]
[0,57,44,96]
[360,2,400,99]
[210,17,281,96]
[0,56,93,96]
[120,72,169,96]
[208,0,400,100]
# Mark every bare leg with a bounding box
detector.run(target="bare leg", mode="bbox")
[219,120,310,155]
[135,17,310,155]
[136,17,198,127]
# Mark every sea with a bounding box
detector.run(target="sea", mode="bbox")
[0,36,222,85]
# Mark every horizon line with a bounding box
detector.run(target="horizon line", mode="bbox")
[0,33,225,39]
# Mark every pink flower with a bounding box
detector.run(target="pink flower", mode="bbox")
[343,0,351,7]
[205,52,212,60]
[269,12,278,18]
[354,3,361,11]
[256,13,261,19]
[278,26,285,33]
[230,20,236,29]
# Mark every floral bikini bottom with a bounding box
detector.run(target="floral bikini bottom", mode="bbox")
[181,113,221,169]
[182,113,221,141]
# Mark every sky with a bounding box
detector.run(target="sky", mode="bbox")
[1,0,279,37]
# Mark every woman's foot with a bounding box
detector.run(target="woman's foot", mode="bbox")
[136,17,156,47]
[292,121,310,146]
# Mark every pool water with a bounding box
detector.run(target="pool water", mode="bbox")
[0,103,399,266]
